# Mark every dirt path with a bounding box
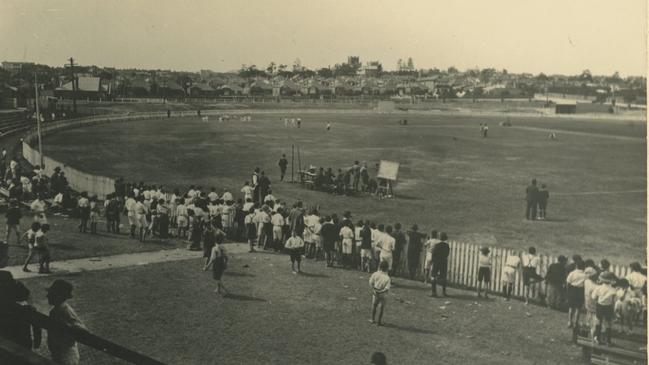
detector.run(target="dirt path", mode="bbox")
[5,243,252,280]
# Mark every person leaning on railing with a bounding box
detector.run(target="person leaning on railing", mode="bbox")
[46,279,87,365]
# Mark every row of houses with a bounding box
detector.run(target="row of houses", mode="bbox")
[101,73,532,99]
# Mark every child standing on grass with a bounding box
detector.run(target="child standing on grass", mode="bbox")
[285,231,305,274]
[566,260,586,329]
[583,267,599,340]
[476,247,492,298]
[501,251,521,301]
[77,192,90,233]
[35,224,51,274]
[592,271,618,345]
[204,240,228,296]
[89,196,100,234]
[245,209,256,253]
[21,222,40,273]
[175,199,188,240]
[369,260,391,326]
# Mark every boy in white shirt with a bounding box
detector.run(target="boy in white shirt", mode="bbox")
[285,231,305,274]
[566,261,587,329]
[424,231,440,284]
[477,247,492,298]
[583,267,599,340]
[501,251,521,301]
[369,261,391,326]
[592,271,618,345]
[271,210,285,251]
[241,182,254,202]
[175,199,189,239]
[339,223,355,268]
[377,226,396,273]
[124,195,137,238]
[30,195,47,225]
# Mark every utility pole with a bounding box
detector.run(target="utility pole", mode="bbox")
[34,73,44,167]
[68,57,77,114]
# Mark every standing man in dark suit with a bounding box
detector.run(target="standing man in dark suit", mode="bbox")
[430,232,450,297]
[525,179,539,220]
[406,225,424,279]
[278,155,288,182]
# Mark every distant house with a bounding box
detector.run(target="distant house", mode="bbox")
[249,80,274,96]
[279,80,300,96]
[189,82,216,97]
[218,84,243,96]
[159,81,185,98]
[127,79,151,97]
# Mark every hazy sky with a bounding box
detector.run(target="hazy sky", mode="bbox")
[1,0,646,76]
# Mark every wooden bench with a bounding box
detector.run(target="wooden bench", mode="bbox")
[577,336,647,365]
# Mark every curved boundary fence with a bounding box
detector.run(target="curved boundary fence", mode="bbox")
[20,110,639,301]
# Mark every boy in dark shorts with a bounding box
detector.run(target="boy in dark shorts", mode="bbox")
[477,247,492,298]
[204,241,229,296]
[285,231,305,274]
[592,271,618,345]
[35,224,51,274]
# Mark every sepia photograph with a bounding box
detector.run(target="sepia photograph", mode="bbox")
[0,0,647,364]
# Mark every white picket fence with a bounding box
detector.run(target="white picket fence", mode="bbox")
[435,241,633,299]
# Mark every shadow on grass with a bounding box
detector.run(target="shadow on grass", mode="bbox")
[223,293,267,302]
[381,322,435,335]
[395,194,422,201]
[224,271,255,277]
[297,271,329,278]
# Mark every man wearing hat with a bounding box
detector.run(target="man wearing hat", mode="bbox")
[406,225,424,279]
[430,232,450,297]
[46,279,87,365]
[592,271,618,345]
[320,216,337,267]
[544,255,568,309]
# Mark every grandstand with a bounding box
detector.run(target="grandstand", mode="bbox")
[0,110,32,137]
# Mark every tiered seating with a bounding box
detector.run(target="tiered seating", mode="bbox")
[0,110,32,137]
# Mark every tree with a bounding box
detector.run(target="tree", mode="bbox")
[176,75,193,94]
[535,73,548,82]
[480,68,496,83]
[580,69,593,82]
[447,66,459,74]
[397,59,403,70]
[292,58,303,72]
[266,62,276,75]
[407,57,414,70]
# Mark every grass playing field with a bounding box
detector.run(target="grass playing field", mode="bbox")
[41,111,646,264]
[22,244,584,365]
